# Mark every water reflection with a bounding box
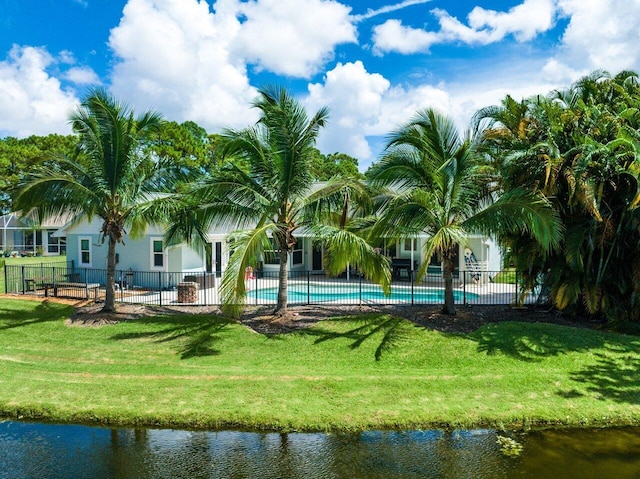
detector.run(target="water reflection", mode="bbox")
[1,421,640,478]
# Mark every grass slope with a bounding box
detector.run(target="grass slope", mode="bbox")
[0,298,639,432]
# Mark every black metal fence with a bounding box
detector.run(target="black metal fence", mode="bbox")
[3,260,74,294]
[4,264,525,307]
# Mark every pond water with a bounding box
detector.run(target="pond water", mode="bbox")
[1,421,640,478]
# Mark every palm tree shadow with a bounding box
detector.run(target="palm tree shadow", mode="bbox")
[0,300,72,330]
[564,347,640,404]
[468,322,606,362]
[110,314,232,359]
[469,322,640,404]
[302,314,413,361]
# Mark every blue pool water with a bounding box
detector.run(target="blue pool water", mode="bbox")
[248,283,478,304]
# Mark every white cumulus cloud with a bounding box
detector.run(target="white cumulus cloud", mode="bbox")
[372,19,439,55]
[108,0,358,130]
[306,61,390,160]
[435,0,556,44]
[108,0,258,130]
[544,0,640,79]
[372,0,556,55]
[0,45,78,137]
[305,61,450,169]
[234,0,357,78]
[64,66,101,85]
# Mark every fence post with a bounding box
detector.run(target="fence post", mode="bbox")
[116,269,120,302]
[202,272,207,307]
[84,268,89,300]
[515,270,519,306]
[359,271,362,306]
[3,262,7,294]
[307,270,310,305]
[411,269,414,305]
[216,272,220,306]
[159,271,162,306]
[463,271,467,305]
[254,271,258,305]
[21,265,25,294]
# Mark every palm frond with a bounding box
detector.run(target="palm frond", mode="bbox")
[464,188,563,254]
[219,225,275,317]
[309,224,391,294]
[416,225,468,279]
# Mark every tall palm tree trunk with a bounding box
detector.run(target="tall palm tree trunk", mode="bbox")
[104,237,117,312]
[276,248,289,315]
[442,256,456,315]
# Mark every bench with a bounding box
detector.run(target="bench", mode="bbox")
[44,282,101,301]
[25,278,36,292]
[24,277,52,292]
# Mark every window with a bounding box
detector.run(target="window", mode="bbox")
[25,231,34,248]
[48,231,66,254]
[151,239,164,268]
[79,237,91,266]
[261,238,303,265]
[13,231,24,249]
[404,239,417,251]
[292,239,303,265]
[263,239,279,265]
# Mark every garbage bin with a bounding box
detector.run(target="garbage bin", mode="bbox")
[177,282,198,303]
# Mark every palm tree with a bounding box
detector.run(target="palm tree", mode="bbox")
[167,86,390,318]
[476,71,640,322]
[14,88,166,312]
[369,108,561,315]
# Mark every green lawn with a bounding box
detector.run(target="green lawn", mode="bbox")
[2,255,67,267]
[0,297,639,432]
[0,255,66,293]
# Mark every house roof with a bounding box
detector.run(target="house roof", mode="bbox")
[0,211,73,230]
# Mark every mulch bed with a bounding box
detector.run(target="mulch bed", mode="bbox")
[68,302,603,335]
[2,294,603,333]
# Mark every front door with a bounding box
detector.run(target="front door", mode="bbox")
[215,242,222,277]
[312,244,322,271]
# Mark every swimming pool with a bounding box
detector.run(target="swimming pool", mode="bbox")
[247,282,478,304]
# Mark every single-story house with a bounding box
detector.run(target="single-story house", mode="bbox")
[57,215,504,287]
[0,212,68,256]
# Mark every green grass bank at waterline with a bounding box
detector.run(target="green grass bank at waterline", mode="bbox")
[1,298,639,432]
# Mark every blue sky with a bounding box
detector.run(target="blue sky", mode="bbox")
[1,0,639,170]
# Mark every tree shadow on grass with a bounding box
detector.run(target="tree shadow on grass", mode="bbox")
[467,321,640,404]
[0,300,72,330]
[467,321,609,362]
[301,314,414,361]
[564,346,640,405]
[110,314,232,359]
